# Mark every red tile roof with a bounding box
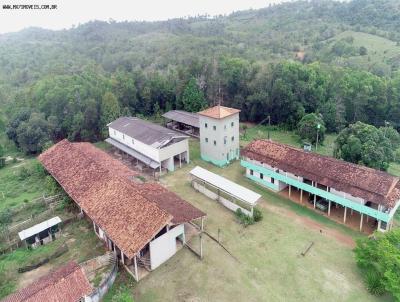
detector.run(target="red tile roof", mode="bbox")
[198,105,240,119]
[38,140,205,258]
[139,183,206,224]
[39,140,172,259]
[242,140,400,208]
[2,261,92,302]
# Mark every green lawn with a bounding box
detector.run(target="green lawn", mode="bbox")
[0,158,46,212]
[240,125,337,156]
[131,154,392,302]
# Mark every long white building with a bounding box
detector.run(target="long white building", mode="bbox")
[106,117,190,173]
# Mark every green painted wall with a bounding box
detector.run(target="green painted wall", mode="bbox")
[241,160,391,222]
[201,154,229,167]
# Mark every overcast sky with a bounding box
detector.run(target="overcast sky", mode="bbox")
[0,0,285,33]
[0,0,288,34]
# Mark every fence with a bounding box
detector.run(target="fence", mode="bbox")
[84,253,118,302]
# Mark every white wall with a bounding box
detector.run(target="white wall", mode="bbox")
[193,181,252,216]
[149,224,184,270]
[330,188,365,204]
[109,127,160,161]
[159,138,189,162]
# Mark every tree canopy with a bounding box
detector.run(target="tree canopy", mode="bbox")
[334,122,400,170]
[297,113,326,144]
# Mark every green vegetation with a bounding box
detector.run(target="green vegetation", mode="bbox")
[297,113,326,144]
[334,122,400,170]
[0,158,46,211]
[0,219,105,299]
[354,229,400,300]
[181,77,207,112]
[103,271,135,302]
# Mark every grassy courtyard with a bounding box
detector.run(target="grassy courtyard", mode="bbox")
[131,151,393,301]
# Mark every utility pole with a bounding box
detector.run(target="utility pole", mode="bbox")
[267,115,271,140]
[383,120,389,138]
[316,123,321,151]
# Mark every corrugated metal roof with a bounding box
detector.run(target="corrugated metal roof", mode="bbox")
[190,166,261,206]
[18,216,61,241]
[162,110,200,128]
[105,138,160,169]
[108,117,189,148]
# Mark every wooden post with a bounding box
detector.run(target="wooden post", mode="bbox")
[200,233,203,259]
[288,185,291,198]
[343,207,347,224]
[300,189,303,203]
[366,215,369,223]
[360,213,364,232]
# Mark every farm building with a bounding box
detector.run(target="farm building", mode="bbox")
[163,110,200,137]
[198,105,240,167]
[106,117,190,173]
[18,216,61,248]
[190,166,261,217]
[38,140,206,281]
[2,261,92,302]
[241,140,400,233]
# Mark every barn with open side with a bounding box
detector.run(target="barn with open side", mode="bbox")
[18,216,62,248]
[163,110,200,137]
[190,166,261,217]
[39,140,206,282]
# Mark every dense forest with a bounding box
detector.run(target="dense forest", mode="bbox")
[1,0,400,158]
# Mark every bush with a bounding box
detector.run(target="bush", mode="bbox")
[354,229,400,299]
[235,208,254,226]
[365,270,385,296]
[253,207,263,222]
[17,166,31,180]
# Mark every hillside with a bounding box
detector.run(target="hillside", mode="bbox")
[0,0,400,156]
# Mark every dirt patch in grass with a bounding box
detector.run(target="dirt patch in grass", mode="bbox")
[261,202,355,248]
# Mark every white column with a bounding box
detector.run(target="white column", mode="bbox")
[343,207,347,224]
[179,153,182,168]
[360,213,364,232]
[328,200,331,216]
[300,190,303,203]
[313,194,316,209]
[289,185,291,198]
[134,256,139,281]
[121,252,125,265]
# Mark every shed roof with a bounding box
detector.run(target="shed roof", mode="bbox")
[108,117,188,148]
[2,261,92,302]
[162,110,200,128]
[18,216,61,241]
[198,105,240,119]
[39,140,205,258]
[242,140,400,208]
[190,166,261,206]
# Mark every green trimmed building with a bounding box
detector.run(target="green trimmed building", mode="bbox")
[198,105,240,167]
[241,139,400,233]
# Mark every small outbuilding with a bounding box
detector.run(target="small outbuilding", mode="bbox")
[163,110,200,137]
[18,216,62,248]
[190,166,261,216]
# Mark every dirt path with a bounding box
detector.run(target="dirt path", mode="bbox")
[17,263,54,289]
[259,201,355,248]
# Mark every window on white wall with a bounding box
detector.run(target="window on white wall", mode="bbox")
[205,137,208,143]
[205,123,208,128]
[213,140,216,146]
[250,169,253,176]
[213,125,216,131]
[260,173,264,179]
[231,136,234,141]
[231,122,234,127]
